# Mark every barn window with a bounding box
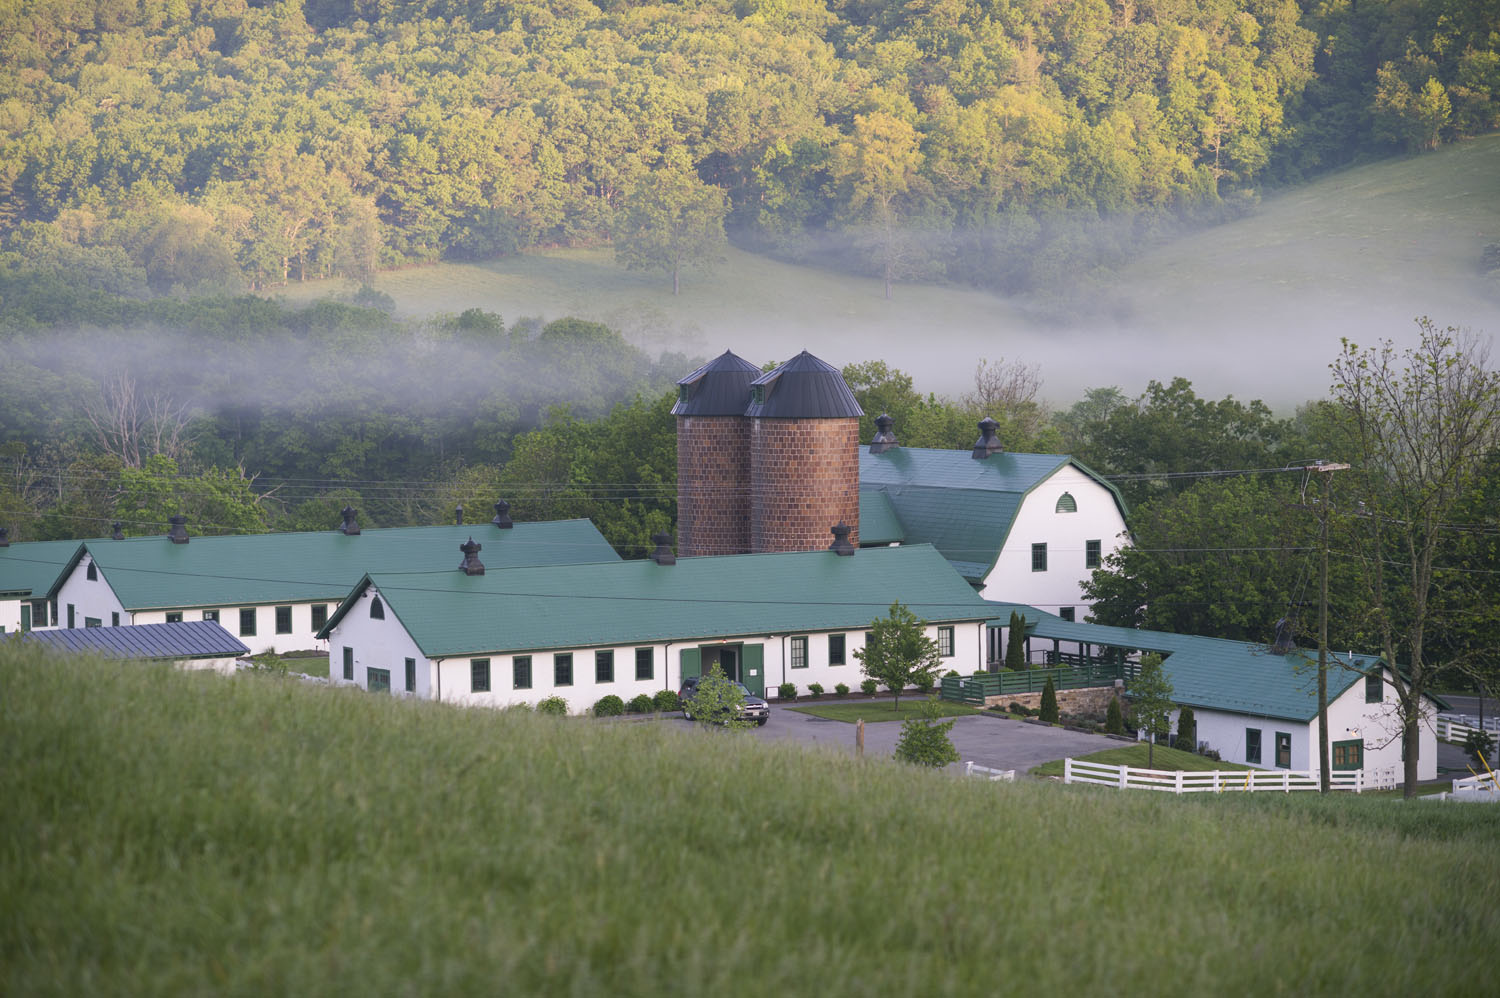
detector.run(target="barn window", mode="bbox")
[1365,671,1382,703]
[166,612,183,623]
[1085,540,1101,569]
[405,657,417,693]
[555,653,573,687]
[790,636,808,669]
[1055,493,1077,513]
[276,605,293,633]
[1275,732,1292,768]
[311,604,328,630]
[828,634,846,666]
[370,597,384,620]
[470,658,491,693]
[938,627,954,657]
[595,649,614,683]
[1245,729,1262,764]
[240,608,256,636]
[1031,543,1048,572]
[86,562,98,581]
[635,647,653,681]
[513,656,532,690]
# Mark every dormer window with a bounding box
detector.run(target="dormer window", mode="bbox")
[677,384,690,403]
[370,596,385,620]
[1055,493,1077,513]
[751,384,765,405]
[86,562,98,581]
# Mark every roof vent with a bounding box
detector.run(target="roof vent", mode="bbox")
[869,414,899,454]
[829,522,855,556]
[459,537,486,575]
[340,506,361,535]
[971,417,1003,459]
[491,500,513,529]
[0,526,8,547]
[455,504,464,526]
[649,532,676,565]
[1269,616,1297,655]
[167,515,189,544]
[111,522,124,540]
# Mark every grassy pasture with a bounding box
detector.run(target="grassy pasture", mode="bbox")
[276,136,1500,409]
[5,646,1499,997]
[1030,743,1254,777]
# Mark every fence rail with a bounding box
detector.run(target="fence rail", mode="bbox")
[1435,716,1500,742]
[1062,758,1372,793]
[964,761,1015,782]
[941,663,1129,704]
[1451,772,1500,794]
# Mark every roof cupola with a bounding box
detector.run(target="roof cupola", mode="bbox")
[870,413,899,454]
[167,515,189,544]
[649,532,677,565]
[339,506,361,535]
[828,522,855,556]
[459,537,485,575]
[971,418,1003,459]
[491,500,513,529]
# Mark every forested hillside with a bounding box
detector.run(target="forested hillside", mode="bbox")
[1,0,1494,297]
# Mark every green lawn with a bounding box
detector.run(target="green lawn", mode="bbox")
[6,645,1499,996]
[787,699,978,723]
[1031,743,1254,778]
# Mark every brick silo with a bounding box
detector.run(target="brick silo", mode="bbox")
[673,350,760,557]
[747,351,863,553]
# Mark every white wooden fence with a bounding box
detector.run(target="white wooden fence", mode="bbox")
[1435,716,1499,742]
[1062,758,1375,793]
[965,761,1015,782]
[1451,772,1500,795]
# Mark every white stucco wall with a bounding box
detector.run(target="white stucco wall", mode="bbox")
[771,622,985,698]
[53,554,129,629]
[326,586,433,697]
[132,602,332,657]
[0,597,21,633]
[979,466,1129,615]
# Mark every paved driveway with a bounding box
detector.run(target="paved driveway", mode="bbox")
[748,698,1125,775]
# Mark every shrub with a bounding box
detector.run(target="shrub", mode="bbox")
[894,698,960,767]
[945,669,960,678]
[972,669,988,678]
[1463,729,1495,768]
[593,695,625,717]
[1039,677,1059,723]
[778,682,797,700]
[652,689,680,712]
[627,693,655,714]
[834,683,849,696]
[1175,706,1197,751]
[537,695,568,716]
[1105,696,1125,734]
[860,678,878,695]
[914,673,935,695]
[808,683,824,697]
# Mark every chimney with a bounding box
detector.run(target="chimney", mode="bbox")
[971,417,1003,459]
[0,526,8,547]
[828,522,855,556]
[649,532,676,565]
[455,504,464,526]
[340,506,361,535]
[167,515,189,544]
[869,413,898,454]
[491,500,513,529]
[111,522,124,540]
[459,537,485,575]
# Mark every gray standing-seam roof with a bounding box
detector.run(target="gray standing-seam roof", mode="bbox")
[672,350,762,416]
[20,620,249,660]
[745,351,863,419]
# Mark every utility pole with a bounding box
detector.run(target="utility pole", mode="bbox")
[1303,461,1349,792]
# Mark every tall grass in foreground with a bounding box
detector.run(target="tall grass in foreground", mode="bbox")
[3,647,1498,997]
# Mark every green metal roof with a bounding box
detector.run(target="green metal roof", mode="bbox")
[327,544,994,658]
[983,601,1380,723]
[857,490,905,545]
[0,539,87,600]
[859,449,1126,583]
[54,521,620,611]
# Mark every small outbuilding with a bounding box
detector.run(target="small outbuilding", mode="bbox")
[19,619,250,674]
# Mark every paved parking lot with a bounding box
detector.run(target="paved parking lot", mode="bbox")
[747,698,1125,774]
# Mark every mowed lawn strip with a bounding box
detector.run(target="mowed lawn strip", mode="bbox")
[787,699,979,722]
[5,646,1499,997]
[1031,743,1254,777]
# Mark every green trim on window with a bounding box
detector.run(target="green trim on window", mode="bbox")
[1245,728,1261,765]
[239,607,256,637]
[635,647,653,681]
[938,626,954,657]
[828,634,845,666]
[555,653,573,687]
[1365,671,1382,703]
[1332,739,1363,771]
[1055,492,1077,513]
[595,649,614,683]
[1031,543,1047,572]
[1085,539,1101,569]
[471,658,491,693]
[790,636,808,669]
[342,646,353,680]
[275,605,292,634]
[1275,731,1292,769]
[405,657,416,693]
[514,655,532,689]
[310,604,328,630]
[368,667,391,693]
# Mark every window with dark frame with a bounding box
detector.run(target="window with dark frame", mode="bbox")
[1275,732,1292,768]
[85,617,101,628]
[239,607,256,637]
[471,658,491,693]
[30,600,47,627]
[1059,607,1075,622]
[166,611,182,623]
[86,562,97,581]
[405,657,416,693]
[311,604,328,630]
[828,634,846,666]
[635,647,653,681]
[555,653,573,686]
[67,603,75,628]
[202,609,218,622]
[938,626,954,657]
[595,649,614,683]
[1332,739,1363,770]
[275,605,292,634]
[342,646,353,680]
[1085,539,1101,569]
[111,612,120,626]
[370,597,384,620]
[514,655,532,689]
[1365,671,1382,703]
[1031,543,1048,572]
[368,667,390,693]
[790,636,808,669]
[1245,728,1261,764]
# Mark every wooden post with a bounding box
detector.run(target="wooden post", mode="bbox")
[856,718,864,757]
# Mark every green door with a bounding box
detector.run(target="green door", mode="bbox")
[741,643,764,697]
[679,647,701,685]
[20,603,30,632]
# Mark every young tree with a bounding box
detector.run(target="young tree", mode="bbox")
[1039,676,1059,723]
[1128,653,1175,768]
[1175,706,1197,752]
[1329,321,1500,797]
[1004,611,1027,670]
[684,664,748,730]
[614,157,727,295]
[894,697,961,768]
[1105,695,1125,734]
[856,601,942,712]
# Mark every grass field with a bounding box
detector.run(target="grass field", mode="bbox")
[6,647,1499,996]
[1030,743,1254,777]
[276,136,1500,410]
[787,699,978,723]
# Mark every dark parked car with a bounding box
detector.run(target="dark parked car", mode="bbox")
[678,676,769,726]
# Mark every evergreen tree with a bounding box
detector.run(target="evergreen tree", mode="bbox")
[1105,696,1125,735]
[1039,676,1059,723]
[1176,706,1197,752]
[1004,612,1027,670]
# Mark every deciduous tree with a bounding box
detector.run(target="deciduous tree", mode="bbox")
[856,601,942,712]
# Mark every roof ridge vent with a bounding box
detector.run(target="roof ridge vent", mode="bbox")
[111,522,124,540]
[455,504,464,525]
[971,417,1003,459]
[491,500,513,529]
[459,537,485,575]
[167,515,189,544]
[649,532,676,565]
[340,506,361,535]
[870,413,898,453]
[829,522,855,556]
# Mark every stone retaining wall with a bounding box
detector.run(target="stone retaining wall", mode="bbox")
[985,686,1121,716]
